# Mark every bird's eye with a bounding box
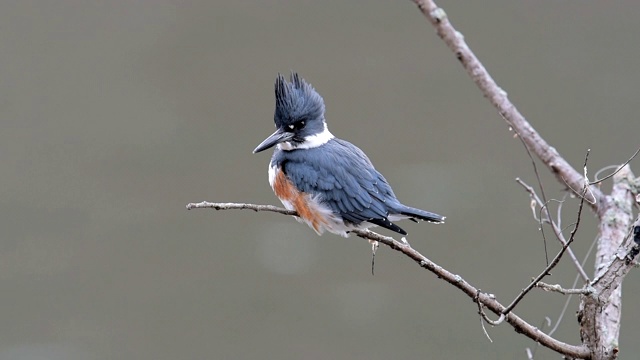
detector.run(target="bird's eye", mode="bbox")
[287,120,306,131]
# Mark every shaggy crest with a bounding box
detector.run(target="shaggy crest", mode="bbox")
[274,72,325,127]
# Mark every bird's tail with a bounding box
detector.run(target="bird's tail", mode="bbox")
[398,206,446,224]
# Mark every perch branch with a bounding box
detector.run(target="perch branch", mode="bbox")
[186,201,297,215]
[186,201,590,359]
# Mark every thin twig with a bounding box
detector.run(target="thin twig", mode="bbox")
[475,291,494,343]
[515,178,590,282]
[501,151,590,315]
[525,347,534,360]
[594,165,621,185]
[475,289,506,326]
[500,216,580,315]
[548,233,598,337]
[536,282,593,295]
[556,193,568,232]
[516,177,552,264]
[589,146,640,185]
[370,240,379,275]
[507,119,558,268]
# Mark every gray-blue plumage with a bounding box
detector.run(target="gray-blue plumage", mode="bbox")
[253,72,445,236]
[270,138,443,235]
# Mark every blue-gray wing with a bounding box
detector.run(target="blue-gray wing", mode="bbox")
[277,139,405,233]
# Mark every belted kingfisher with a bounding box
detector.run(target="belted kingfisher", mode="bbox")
[253,72,445,237]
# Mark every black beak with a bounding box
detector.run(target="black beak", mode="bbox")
[253,128,294,153]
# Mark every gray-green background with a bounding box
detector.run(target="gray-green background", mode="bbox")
[2,1,639,359]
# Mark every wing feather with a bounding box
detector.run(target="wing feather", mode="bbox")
[277,139,402,231]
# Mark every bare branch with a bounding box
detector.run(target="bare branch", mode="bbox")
[589,146,640,185]
[410,0,604,211]
[370,240,379,275]
[349,229,588,357]
[556,193,568,232]
[515,177,550,264]
[516,178,590,282]
[548,234,599,337]
[497,151,590,322]
[536,282,593,295]
[502,182,587,315]
[474,293,494,343]
[187,201,590,359]
[480,311,505,327]
[186,201,297,215]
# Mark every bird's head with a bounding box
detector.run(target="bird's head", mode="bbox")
[253,72,333,153]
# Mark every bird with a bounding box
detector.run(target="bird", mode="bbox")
[253,72,445,237]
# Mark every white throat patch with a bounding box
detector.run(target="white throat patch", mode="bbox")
[278,123,334,151]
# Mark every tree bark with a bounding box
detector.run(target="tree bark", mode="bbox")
[579,166,636,359]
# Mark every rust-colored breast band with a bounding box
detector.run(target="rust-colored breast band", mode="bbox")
[273,168,326,233]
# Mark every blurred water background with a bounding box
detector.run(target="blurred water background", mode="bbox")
[1,1,639,359]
